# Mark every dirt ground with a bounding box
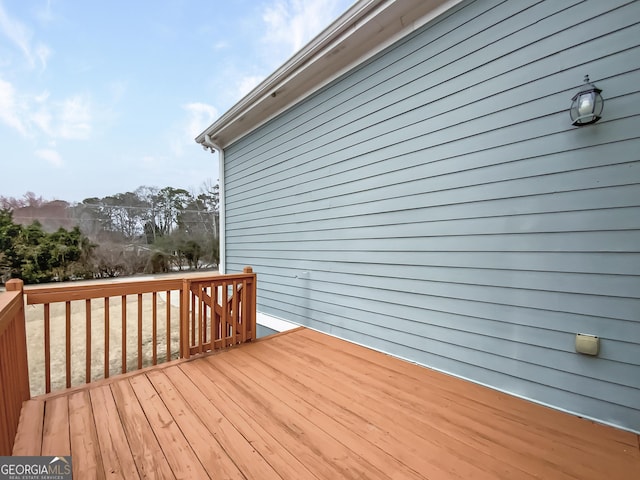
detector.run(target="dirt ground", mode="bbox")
[25,292,183,396]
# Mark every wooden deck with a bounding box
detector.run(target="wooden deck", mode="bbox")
[12,328,640,479]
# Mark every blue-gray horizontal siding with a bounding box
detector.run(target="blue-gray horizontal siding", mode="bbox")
[223,0,640,432]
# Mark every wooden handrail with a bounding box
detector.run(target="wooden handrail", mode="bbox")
[0,279,30,456]
[24,279,184,304]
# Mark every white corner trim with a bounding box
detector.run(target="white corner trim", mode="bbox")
[257,312,300,332]
[217,147,226,274]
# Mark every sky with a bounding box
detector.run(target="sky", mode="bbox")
[0,0,354,202]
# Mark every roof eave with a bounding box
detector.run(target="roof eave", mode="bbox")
[195,0,461,149]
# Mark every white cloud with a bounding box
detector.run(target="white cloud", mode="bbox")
[168,102,218,157]
[35,43,51,70]
[31,106,53,135]
[0,75,93,140]
[29,90,52,134]
[212,40,229,51]
[206,0,349,113]
[34,90,50,103]
[0,77,27,135]
[0,5,90,142]
[33,0,55,25]
[35,148,62,168]
[57,95,92,139]
[184,102,218,138]
[261,0,344,62]
[0,1,52,70]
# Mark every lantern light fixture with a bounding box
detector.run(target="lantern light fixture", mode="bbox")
[569,75,604,126]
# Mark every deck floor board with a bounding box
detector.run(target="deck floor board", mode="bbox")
[172,362,319,479]
[12,328,640,479]
[11,399,43,456]
[110,378,175,479]
[232,346,432,476]
[89,385,140,479]
[41,395,70,457]
[145,369,249,480]
[197,356,380,479]
[68,391,104,480]
[214,347,425,480]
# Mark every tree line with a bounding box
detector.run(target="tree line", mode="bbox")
[0,211,93,283]
[0,182,219,284]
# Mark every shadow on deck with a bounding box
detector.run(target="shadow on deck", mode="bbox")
[12,328,640,479]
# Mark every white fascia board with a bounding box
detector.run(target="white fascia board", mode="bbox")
[195,0,462,149]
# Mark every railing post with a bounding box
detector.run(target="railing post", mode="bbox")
[5,279,23,292]
[0,279,29,455]
[180,279,190,359]
[5,279,29,402]
[242,267,257,341]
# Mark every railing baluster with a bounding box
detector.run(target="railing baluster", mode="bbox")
[137,293,143,370]
[190,291,196,347]
[232,280,239,345]
[209,284,214,348]
[65,301,71,389]
[166,291,171,362]
[222,282,229,348]
[86,298,91,384]
[241,279,248,344]
[121,295,126,374]
[0,336,8,442]
[244,266,256,341]
[104,297,109,379]
[198,283,204,354]
[214,284,221,346]
[0,335,10,455]
[2,334,16,436]
[202,285,208,346]
[181,280,189,360]
[0,334,14,451]
[9,329,19,419]
[152,292,157,366]
[44,303,51,394]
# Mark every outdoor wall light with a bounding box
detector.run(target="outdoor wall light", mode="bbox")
[569,75,604,126]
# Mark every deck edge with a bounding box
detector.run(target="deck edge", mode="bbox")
[32,328,307,401]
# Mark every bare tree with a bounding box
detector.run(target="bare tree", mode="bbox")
[0,192,45,210]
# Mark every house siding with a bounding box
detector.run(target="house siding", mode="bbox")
[223,0,640,432]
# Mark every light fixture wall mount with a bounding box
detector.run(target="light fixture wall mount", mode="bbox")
[570,75,604,126]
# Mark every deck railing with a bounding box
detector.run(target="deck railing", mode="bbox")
[0,267,256,454]
[186,273,256,357]
[0,280,30,456]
